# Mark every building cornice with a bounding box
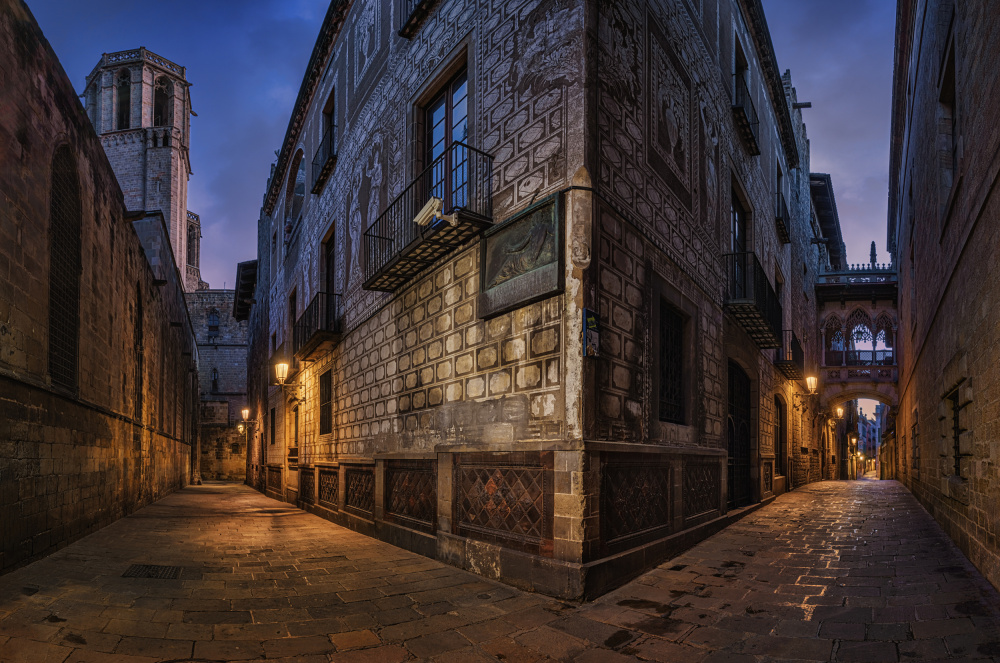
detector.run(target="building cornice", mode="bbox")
[262,0,352,217]
[739,0,799,169]
[887,0,916,260]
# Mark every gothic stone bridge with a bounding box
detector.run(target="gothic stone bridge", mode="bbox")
[815,263,899,409]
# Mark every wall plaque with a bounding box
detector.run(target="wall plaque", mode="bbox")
[479,194,562,319]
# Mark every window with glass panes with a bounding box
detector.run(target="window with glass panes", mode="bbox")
[426,69,468,210]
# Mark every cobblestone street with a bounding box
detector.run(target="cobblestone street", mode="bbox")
[1,480,998,663]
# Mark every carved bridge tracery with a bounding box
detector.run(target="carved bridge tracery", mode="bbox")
[815,265,899,408]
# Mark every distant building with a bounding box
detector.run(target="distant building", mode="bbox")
[0,3,198,572]
[186,290,249,481]
[241,0,841,598]
[888,0,1000,588]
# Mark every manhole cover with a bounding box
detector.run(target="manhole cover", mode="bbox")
[122,564,181,579]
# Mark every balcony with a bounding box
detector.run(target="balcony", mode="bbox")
[293,292,342,360]
[398,0,436,38]
[311,127,337,194]
[723,252,782,348]
[815,263,897,304]
[775,192,790,244]
[824,349,895,367]
[732,76,760,156]
[364,141,493,292]
[774,330,804,380]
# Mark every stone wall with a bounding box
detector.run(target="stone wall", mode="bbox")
[0,1,198,573]
[890,0,1000,589]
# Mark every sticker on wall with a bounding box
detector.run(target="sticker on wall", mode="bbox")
[478,194,563,318]
[583,308,600,357]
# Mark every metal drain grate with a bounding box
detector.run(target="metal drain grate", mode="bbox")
[121,564,181,579]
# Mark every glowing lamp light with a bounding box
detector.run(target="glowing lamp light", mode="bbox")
[242,407,250,421]
[237,423,245,434]
[275,362,289,384]
[858,454,865,461]
[836,405,844,419]
[805,376,818,394]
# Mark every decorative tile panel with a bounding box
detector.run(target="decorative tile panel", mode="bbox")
[683,461,720,524]
[267,466,282,492]
[454,452,553,556]
[299,467,315,504]
[345,466,375,517]
[385,459,436,533]
[601,458,672,548]
[318,468,339,508]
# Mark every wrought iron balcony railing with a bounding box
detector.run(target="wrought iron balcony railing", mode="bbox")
[732,75,760,156]
[774,330,804,380]
[824,349,895,367]
[723,252,782,348]
[311,126,337,194]
[398,0,436,38]
[775,191,790,244]
[364,141,493,292]
[293,292,342,360]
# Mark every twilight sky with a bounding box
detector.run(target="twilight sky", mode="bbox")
[26,0,895,288]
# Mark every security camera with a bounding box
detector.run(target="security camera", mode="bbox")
[414,196,456,227]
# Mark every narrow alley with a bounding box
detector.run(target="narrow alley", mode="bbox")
[1,480,997,663]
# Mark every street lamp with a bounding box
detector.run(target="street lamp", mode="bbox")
[275,362,289,385]
[805,376,818,394]
[836,405,844,419]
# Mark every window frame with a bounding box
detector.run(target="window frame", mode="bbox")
[650,278,697,435]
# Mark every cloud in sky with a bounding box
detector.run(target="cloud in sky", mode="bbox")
[26,0,328,289]
[26,0,896,285]
[761,0,897,265]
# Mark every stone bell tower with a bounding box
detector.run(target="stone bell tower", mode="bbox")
[83,47,205,291]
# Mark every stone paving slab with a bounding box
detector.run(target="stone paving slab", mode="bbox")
[0,480,998,662]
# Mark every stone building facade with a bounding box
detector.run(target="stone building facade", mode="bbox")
[82,47,206,292]
[186,290,249,481]
[244,0,838,598]
[887,0,1000,589]
[0,1,199,573]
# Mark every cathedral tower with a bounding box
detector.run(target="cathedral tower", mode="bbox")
[83,48,205,291]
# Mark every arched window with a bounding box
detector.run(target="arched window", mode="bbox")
[207,309,219,343]
[153,76,172,126]
[116,69,131,130]
[48,145,83,393]
[284,151,306,230]
[846,308,874,365]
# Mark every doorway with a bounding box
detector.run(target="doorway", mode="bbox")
[728,361,752,508]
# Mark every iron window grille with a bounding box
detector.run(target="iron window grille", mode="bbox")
[658,300,685,424]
